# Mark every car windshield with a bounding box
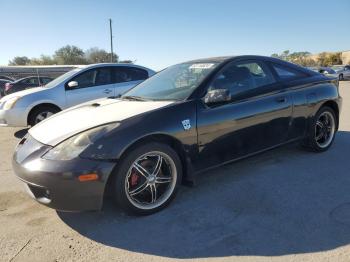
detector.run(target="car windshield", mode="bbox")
[122,62,219,101]
[43,69,80,88]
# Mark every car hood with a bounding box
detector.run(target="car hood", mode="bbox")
[0,87,44,102]
[29,98,174,146]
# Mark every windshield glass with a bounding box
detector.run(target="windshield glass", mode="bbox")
[43,68,80,88]
[122,62,219,101]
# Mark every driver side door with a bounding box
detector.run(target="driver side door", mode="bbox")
[65,67,114,107]
[195,59,293,170]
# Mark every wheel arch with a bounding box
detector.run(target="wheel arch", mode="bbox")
[320,100,339,130]
[27,103,62,125]
[104,133,194,198]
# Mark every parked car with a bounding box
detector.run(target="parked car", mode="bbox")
[0,63,155,127]
[317,67,339,79]
[12,56,341,215]
[0,75,15,82]
[0,79,12,97]
[4,76,54,95]
[331,65,350,80]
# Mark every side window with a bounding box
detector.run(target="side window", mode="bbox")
[22,78,38,85]
[40,77,52,84]
[69,67,111,89]
[95,68,111,85]
[271,63,306,80]
[112,67,148,83]
[71,69,97,88]
[209,60,275,97]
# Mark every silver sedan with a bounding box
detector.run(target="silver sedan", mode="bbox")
[0,63,155,127]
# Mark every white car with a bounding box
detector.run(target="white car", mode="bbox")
[0,63,155,127]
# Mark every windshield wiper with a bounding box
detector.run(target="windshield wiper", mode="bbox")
[122,95,149,101]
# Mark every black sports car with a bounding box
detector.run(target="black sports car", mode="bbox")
[13,56,342,215]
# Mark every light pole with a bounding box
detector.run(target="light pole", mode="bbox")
[109,19,114,63]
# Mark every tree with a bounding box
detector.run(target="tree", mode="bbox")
[8,56,31,65]
[318,52,342,66]
[271,50,317,66]
[7,45,125,66]
[119,60,133,64]
[53,45,87,65]
[30,55,57,65]
[85,47,118,63]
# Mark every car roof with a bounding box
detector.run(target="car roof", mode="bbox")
[185,56,234,64]
[184,55,304,64]
[81,63,155,73]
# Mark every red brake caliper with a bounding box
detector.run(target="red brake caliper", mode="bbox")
[130,170,139,186]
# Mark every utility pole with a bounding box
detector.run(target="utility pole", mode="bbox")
[109,19,114,63]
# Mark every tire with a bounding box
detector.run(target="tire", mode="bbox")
[28,105,60,126]
[303,106,337,152]
[112,142,182,215]
[339,74,344,81]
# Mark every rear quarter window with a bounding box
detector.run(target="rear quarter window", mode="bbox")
[271,63,308,81]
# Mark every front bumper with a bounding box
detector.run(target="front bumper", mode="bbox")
[0,107,28,127]
[12,135,116,211]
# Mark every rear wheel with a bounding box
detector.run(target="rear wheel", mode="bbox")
[113,142,182,215]
[28,105,60,126]
[339,74,344,81]
[303,106,337,152]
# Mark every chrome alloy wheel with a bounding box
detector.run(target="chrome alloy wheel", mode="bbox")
[35,111,54,124]
[315,111,335,148]
[125,151,177,210]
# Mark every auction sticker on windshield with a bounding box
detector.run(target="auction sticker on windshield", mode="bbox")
[189,63,215,69]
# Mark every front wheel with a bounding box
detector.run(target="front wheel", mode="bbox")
[339,74,344,81]
[113,142,182,215]
[28,105,60,126]
[303,106,337,152]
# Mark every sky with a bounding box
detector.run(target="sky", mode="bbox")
[1,0,349,70]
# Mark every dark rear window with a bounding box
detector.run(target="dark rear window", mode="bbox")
[112,67,148,83]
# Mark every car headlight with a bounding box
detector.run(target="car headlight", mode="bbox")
[3,96,21,110]
[42,123,119,161]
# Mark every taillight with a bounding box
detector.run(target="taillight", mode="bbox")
[5,83,12,91]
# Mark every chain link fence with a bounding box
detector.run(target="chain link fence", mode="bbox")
[0,65,77,81]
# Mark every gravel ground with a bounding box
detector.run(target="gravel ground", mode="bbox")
[1,81,350,262]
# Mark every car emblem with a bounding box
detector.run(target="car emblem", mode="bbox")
[182,119,191,130]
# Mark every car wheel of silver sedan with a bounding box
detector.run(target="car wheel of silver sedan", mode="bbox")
[28,105,60,126]
[113,142,182,215]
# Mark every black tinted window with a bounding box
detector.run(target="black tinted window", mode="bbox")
[70,67,111,88]
[112,67,148,83]
[40,77,52,84]
[272,63,306,80]
[95,68,111,85]
[209,60,275,96]
[21,77,39,85]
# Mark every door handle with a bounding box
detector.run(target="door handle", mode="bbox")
[276,97,287,103]
[103,89,112,94]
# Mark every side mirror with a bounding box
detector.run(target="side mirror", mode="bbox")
[204,89,231,105]
[67,81,78,88]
